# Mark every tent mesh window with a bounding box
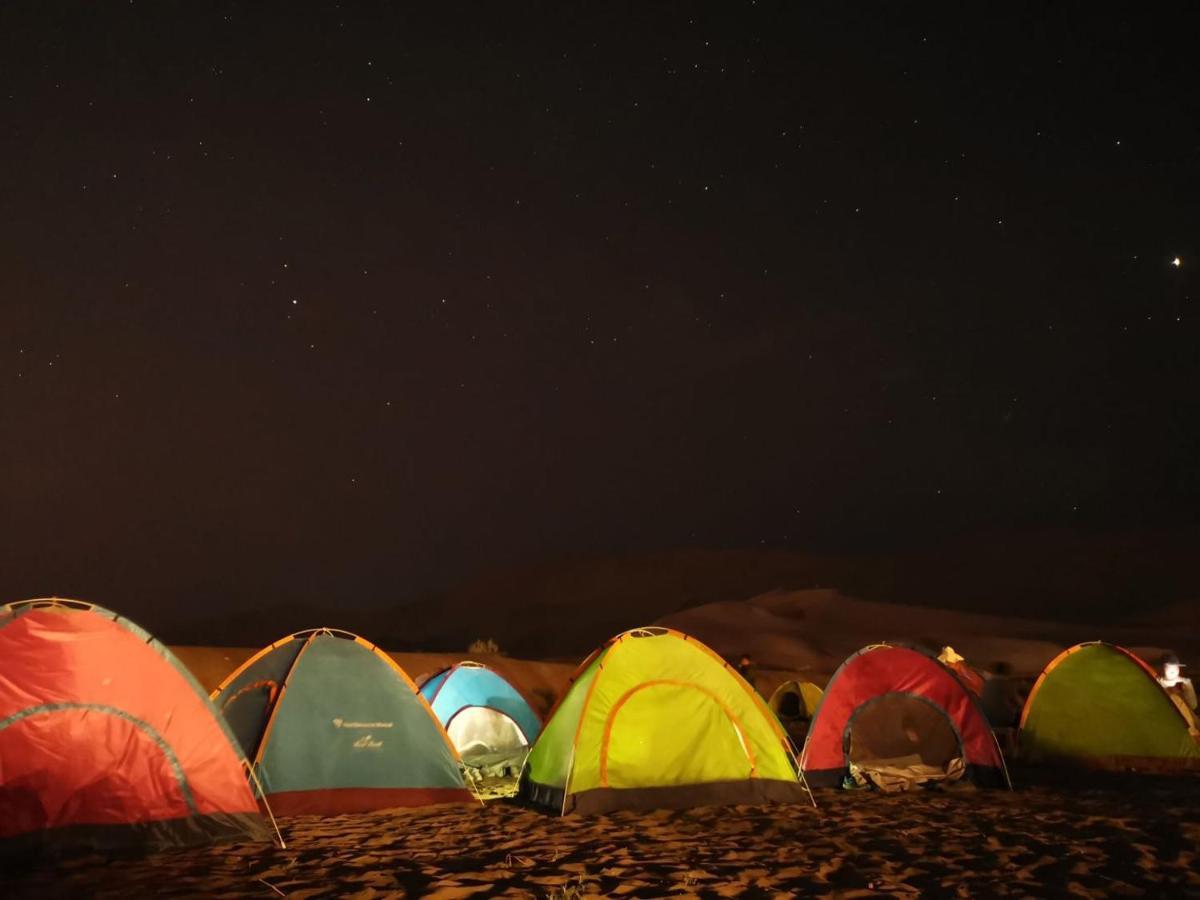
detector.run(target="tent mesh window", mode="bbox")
[844,693,962,769]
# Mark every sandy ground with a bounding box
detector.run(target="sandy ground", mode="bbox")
[9,770,1200,898]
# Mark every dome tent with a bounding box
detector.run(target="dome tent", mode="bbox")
[1018,642,1200,771]
[768,680,824,749]
[768,680,824,721]
[419,661,542,766]
[520,626,811,814]
[801,643,1009,791]
[0,599,269,854]
[212,628,473,815]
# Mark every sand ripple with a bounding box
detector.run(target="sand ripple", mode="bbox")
[9,771,1200,898]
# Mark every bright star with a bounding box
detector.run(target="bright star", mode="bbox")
[1172,257,1181,268]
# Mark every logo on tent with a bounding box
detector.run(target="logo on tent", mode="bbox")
[353,734,385,749]
[331,718,394,729]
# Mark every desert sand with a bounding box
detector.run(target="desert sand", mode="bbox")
[9,769,1200,898]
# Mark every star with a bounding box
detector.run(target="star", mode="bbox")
[1172,257,1181,268]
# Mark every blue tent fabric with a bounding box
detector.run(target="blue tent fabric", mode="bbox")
[211,630,472,815]
[214,635,306,758]
[420,663,542,744]
[419,669,452,702]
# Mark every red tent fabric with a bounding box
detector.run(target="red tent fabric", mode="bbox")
[0,600,269,853]
[945,659,986,697]
[801,644,1009,789]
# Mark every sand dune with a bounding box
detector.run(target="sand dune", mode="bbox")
[657,588,1196,679]
[172,586,1197,713]
[400,536,1200,658]
[161,538,1199,661]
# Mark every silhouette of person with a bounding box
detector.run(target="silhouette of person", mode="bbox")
[1158,653,1198,712]
[981,661,1024,728]
[736,654,757,692]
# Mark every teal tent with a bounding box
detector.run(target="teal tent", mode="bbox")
[212,629,473,815]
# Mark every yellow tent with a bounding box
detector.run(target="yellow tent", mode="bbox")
[520,626,811,814]
[768,680,824,720]
[1019,642,1200,771]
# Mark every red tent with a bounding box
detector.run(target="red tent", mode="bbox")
[937,646,986,697]
[801,643,1009,789]
[0,599,270,853]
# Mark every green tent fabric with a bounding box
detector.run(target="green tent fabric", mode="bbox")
[1019,642,1200,771]
[212,629,474,814]
[520,627,811,814]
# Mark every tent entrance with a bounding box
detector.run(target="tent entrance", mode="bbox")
[775,690,803,719]
[844,692,964,789]
[220,680,279,758]
[449,706,530,800]
[447,706,528,764]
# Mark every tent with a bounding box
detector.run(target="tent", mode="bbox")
[801,643,1009,791]
[768,680,824,721]
[768,680,824,750]
[0,599,268,853]
[212,628,473,815]
[419,661,542,766]
[936,646,985,696]
[520,626,810,814]
[1018,642,1200,771]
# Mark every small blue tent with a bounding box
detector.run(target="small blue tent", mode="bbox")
[419,662,542,763]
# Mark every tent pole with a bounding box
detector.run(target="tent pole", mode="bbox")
[799,768,818,809]
[561,747,576,817]
[245,761,286,849]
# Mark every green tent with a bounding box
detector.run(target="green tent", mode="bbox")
[1019,642,1200,771]
[520,626,811,814]
[212,628,473,814]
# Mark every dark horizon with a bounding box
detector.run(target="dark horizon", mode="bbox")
[13,528,1196,652]
[3,3,1198,639]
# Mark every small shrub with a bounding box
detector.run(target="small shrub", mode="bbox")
[468,637,502,655]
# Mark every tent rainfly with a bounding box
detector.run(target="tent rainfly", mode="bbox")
[1018,642,1200,772]
[801,643,1010,791]
[212,628,473,815]
[0,599,269,854]
[520,626,811,814]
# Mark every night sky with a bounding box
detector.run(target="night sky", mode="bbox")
[3,3,1197,639]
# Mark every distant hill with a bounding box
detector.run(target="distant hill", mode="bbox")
[410,530,1198,658]
[656,588,1197,680]
[411,548,835,658]
[1120,599,1200,627]
[147,529,1198,659]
